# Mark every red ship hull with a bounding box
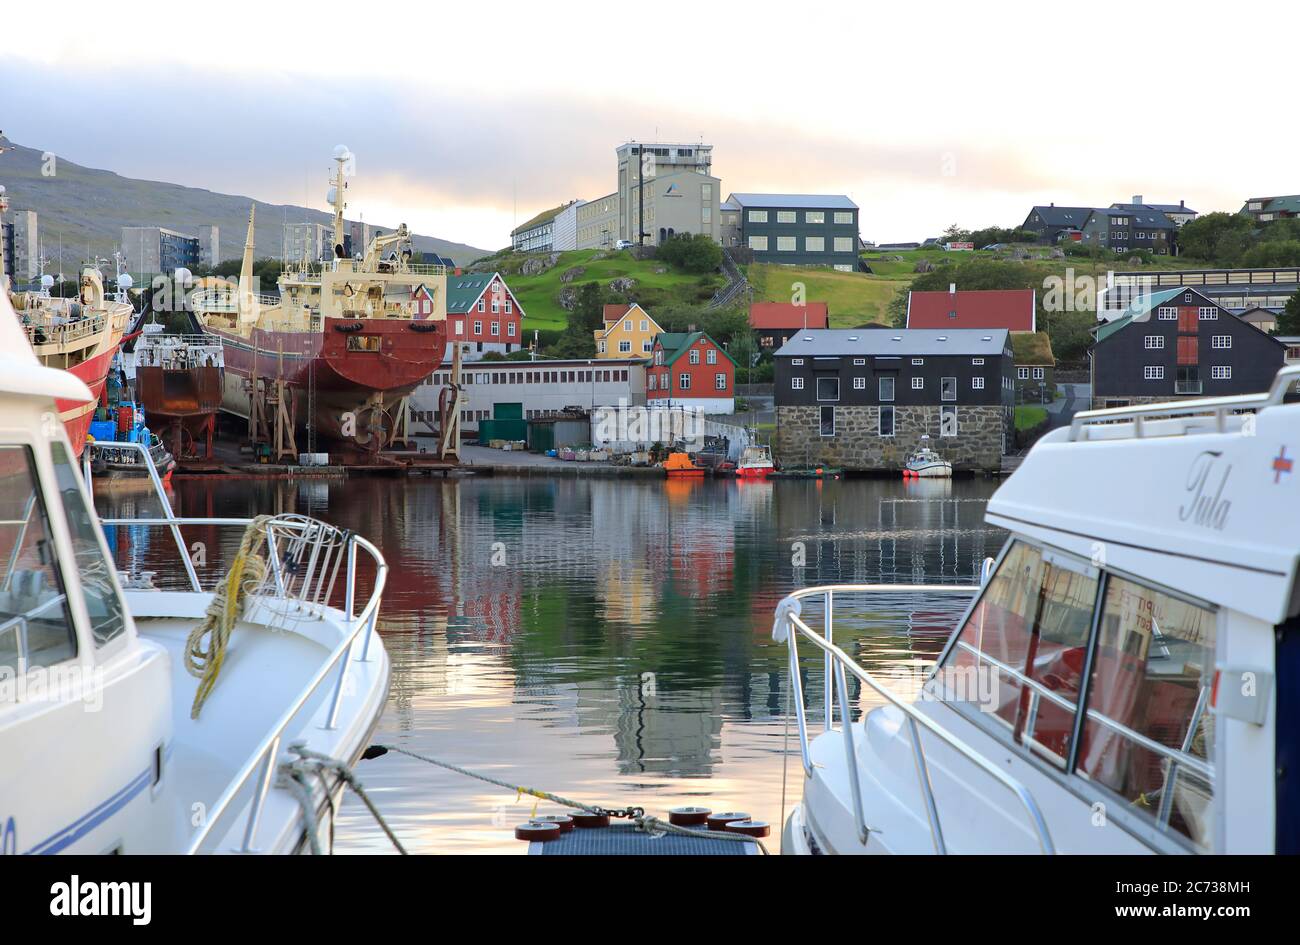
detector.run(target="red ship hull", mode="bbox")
[56,346,117,457]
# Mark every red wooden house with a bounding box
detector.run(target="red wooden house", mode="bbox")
[647,330,736,414]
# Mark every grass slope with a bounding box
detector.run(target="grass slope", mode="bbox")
[495,249,724,331]
[749,264,910,327]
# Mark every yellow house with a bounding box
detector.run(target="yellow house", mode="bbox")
[594,303,662,359]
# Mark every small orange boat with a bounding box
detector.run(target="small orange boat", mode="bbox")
[663,451,704,477]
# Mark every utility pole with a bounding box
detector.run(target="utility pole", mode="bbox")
[637,145,645,247]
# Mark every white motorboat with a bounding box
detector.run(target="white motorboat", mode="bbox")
[1,292,390,854]
[903,437,952,478]
[776,365,1300,854]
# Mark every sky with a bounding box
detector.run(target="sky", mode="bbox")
[1,0,1295,250]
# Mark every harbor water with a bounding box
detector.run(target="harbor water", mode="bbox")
[96,474,1006,853]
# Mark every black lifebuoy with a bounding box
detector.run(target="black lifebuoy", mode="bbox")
[724,820,770,838]
[532,815,574,834]
[333,322,366,333]
[515,822,561,842]
[408,321,440,332]
[668,806,711,827]
[706,811,751,831]
[569,812,611,829]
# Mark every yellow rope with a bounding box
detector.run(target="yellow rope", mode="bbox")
[184,515,272,719]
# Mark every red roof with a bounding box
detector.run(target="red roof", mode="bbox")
[749,302,829,330]
[906,289,1036,332]
[603,303,633,324]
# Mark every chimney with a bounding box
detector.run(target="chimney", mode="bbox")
[1050,202,1055,208]
[688,323,697,332]
[454,267,462,276]
[1180,199,1185,208]
[949,283,957,295]
[1132,195,1143,206]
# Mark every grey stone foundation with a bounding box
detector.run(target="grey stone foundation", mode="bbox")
[774,405,1009,473]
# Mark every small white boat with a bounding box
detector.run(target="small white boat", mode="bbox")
[1,291,390,854]
[735,444,775,479]
[903,437,952,478]
[776,364,1300,854]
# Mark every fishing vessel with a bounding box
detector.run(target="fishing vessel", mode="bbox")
[10,269,132,456]
[89,401,177,482]
[663,452,705,477]
[0,289,391,853]
[133,332,224,460]
[902,437,952,478]
[191,146,447,455]
[735,444,775,479]
[775,365,1300,854]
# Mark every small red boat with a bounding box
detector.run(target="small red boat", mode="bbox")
[735,444,775,480]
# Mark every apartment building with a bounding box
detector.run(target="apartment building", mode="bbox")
[1080,207,1176,255]
[511,201,577,253]
[445,271,525,361]
[729,194,860,270]
[616,142,720,245]
[283,222,331,264]
[1,209,38,284]
[576,193,619,250]
[121,225,202,276]
[1241,195,1300,224]
[196,225,220,267]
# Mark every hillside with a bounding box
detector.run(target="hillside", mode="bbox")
[482,248,726,331]
[749,264,910,327]
[0,139,489,267]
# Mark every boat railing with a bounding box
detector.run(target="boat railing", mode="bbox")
[84,440,388,854]
[1070,363,1300,441]
[20,311,107,347]
[189,287,281,313]
[774,583,1056,854]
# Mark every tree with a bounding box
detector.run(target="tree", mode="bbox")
[1277,290,1300,336]
[941,223,970,244]
[1174,212,1254,265]
[656,233,723,273]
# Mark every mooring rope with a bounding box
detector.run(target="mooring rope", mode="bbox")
[375,744,769,854]
[183,514,272,719]
[281,744,409,855]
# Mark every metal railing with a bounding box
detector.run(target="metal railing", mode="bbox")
[1070,363,1300,441]
[84,440,388,853]
[189,288,282,314]
[774,584,1056,854]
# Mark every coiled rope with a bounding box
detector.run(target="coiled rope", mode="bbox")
[281,744,408,855]
[374,744,769,854]
[183,514,272,719]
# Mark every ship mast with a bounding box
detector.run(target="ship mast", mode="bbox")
[238,205,257,325]
[330,145,352,259]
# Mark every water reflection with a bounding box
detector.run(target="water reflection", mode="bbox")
[94,475,1006,853]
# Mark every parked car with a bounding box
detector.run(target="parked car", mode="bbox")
[615,240,634,250]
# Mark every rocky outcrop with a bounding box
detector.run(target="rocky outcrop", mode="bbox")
[519,253,560,276]
[559,266,586,284]
[557,285,579,311]
[608,277,637,293]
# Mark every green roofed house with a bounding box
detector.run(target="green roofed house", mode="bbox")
[1089,287,1285,409]
[445,271,525,361]
[647,330,736,414]
[1241,195,1300,225]
[1011,332,1056,402]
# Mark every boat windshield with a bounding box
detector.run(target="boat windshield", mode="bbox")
[936,539,1216,849]
[0,446,78,672]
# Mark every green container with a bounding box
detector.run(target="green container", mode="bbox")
[528,420,555,453]
[494,402,524,421]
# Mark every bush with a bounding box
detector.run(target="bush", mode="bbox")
[656,233,723,273]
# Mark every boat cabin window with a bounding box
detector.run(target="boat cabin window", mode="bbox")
[937,539,1217,850]
[50,444,126,648]
[940,540,1098,766]
[0,445,78,673]
[1076,576,1214,849]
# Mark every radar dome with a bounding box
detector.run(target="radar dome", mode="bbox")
[333,144,351,160]
[116,273,134,290]
[0,185,6,195]
[173,267,192,283]
[40,274,55,289]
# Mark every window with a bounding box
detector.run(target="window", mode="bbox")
[0,445,79,672]
[820,405,835,437]
[912,377,924,389]
[941,377,957,401]
[792,358,804,366]
[972,376,985,389]
[598,341,607,353]
[816,376,840,402]
[1198,307,1218,320]
[1144,335,1164,349]
[938,541,1100,766]
[1211,365,1232,379]
[805,211,825,224]
[642,340,652,353]
[715,373,727,391]
[777,210,797,224]
[1033,367,1045,380]
[972,358,984,366]
[1157,307,1178,320]
[473,320,482,335]
[1211,335,1231,349]
[805,236,824,252]
[748,210,768,223]
[689,349,700,364]
[505,300,513,314]
[1076,575,1215,849]
[706,349,717,365]
[648,374,656,390]
[834,211,854,224]
[777,236,796,252]
[679,373,691,390]
[491,298,500,314]
[748,235,769,251]
[911,358,924,365]
[507,323,515,337]
[1144,365,1164,380]
[618,340,631,353]
[490,322,500,336]
[879,376,895,401]
[624,320,632,332]
[940,404,957,436]
[853,358,866,366]
[1017,367,1029,380]
[640,320,648,332]
[878,405,894,436]
[791,377,804,390]
[853,377,866,389]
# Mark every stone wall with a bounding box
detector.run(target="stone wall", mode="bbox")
[1089,394,1196,410]
[774,405,1008,473]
